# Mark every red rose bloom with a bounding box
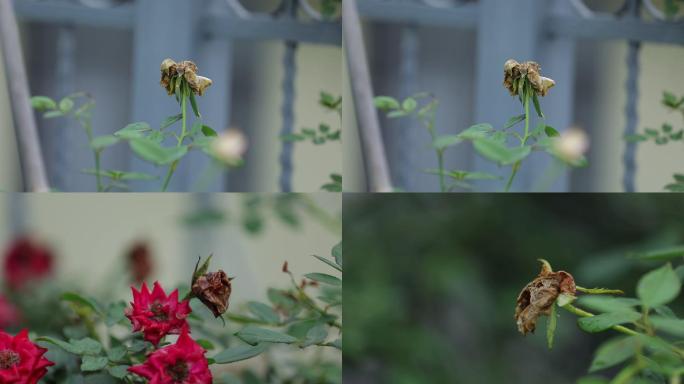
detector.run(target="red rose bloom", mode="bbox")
[0,329,54,384]
[3,237,53,290]
[129,328,212,384]
[125,282,191,346]
[0,295,21,329]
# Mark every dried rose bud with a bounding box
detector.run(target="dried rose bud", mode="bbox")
[191,270,232,318]
[503,59,555,97]
[282,261,289,273]
[127,242,153,284]
[160,58,212,97]
[515,260,576,335]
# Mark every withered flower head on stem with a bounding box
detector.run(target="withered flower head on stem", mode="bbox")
[503,59,555,97]
[160,58,213,97]
[191,270,232,318]
[515,259,576,335]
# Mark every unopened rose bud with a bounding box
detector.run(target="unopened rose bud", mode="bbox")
[554,128,589,163]
[191,270,232,318]
[212,130,248,166]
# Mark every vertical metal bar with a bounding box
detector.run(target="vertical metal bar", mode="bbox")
[473,0,541,191]
[622,0,641,192]
[53,26,76,191]
[0,0,49,191]
[279,39,297,192]
[395,26,421,190]
[342,0,393,192]
[129,0,197,191]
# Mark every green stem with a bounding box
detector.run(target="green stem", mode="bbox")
[562,303,639,336]
[83,120,103,192]
[437,149,446,192]
[504,93,530,192]
[576,286,624,295]
[161,89,187,192]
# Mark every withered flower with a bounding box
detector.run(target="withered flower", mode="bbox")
[160,58,213,97]
[191,270,232,318]
[515,260,576,335]
[503,59,555,97]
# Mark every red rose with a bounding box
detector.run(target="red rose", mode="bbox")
[0,329,54,384]
[0,295,20,329]
[3,237,53,290]
[125,282,191,346]
[129,328,212,384]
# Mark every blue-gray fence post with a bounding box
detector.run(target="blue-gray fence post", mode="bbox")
[472,0,543,192]
[53,25,76,191]
[129,0,198,191]
[622,0,641,193]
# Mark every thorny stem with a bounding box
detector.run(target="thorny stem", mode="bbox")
[286,270,342,330]
[504,93,530,192]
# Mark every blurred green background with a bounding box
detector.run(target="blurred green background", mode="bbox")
[343,194,684,383]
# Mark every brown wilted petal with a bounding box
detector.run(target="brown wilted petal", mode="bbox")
[159,59,211,97]
[502,59,554,97]
[191,269,231,318]
[515,260,576,335]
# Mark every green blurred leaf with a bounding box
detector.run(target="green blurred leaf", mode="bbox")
[332,241,342,266]
[431,135,462,150]
[577,296,640,313]
[90,135,119,151]
[504,114,525,129]
[213,343,268,364]
[160,114,182,130]
[305,273,342,286]
[544,125,560,138]
[637,263,681,308]
[130,138,188,165]
[546,302,558,349]
[202,125,217,137]
[577,311,641,333]
[632,245,684,261]
[81,355,108,372]
[588,336,637,372]
[247,302,280,324]
[458,123,493,140]
[313,255,342,272]
[189,92,201,118]
[473,138,531,165]
[301,324,327,347]
[31,96,57,111]
[115,122,151,139]
[59,97,74,113]
[650,316,684,338]
[107,365,129,379]
[61,292,103,315]
[402,97,417,113]
[373,96,400,111]
[236,326,298,345]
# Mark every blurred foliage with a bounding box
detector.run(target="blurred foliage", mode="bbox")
[343,194,684,383]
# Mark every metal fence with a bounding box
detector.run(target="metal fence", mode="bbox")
[12,0,341,192]
[347,0,684,192]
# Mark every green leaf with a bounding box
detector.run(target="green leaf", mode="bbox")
[247,302,280,324]
[38,337,103,356]
[577,311,641,333]
[624,134,648,142]
[557,293,576,307]
[59,97,74,113]
[115,122,151,139]
[532,93,543,118]
[402,97,417,113]
[373,96,400,111]
[107,346,126,362]
[318,124,330,133]
[431,135,462,150]
[160,114,182,130]
[473,138,531,165]
[195,339,216,351]
[588,336,637,372]
[332,241,342,266]
[387,110,408,119]
[504,114,525,129]
[129,138,188,165]
[662,123,673,133]
[43,110,64,119]
[31,96,57,111]
[61,292,103,315]
[201,125,218,137]
[636,263,681,308]
[544,125,560,137]
[313,255,342,272]
[458,123,493,140]
[107,365,130,379]
[662,91,679,108]
[236,326,298,345]
[546,302,558,349]
[301,324,327,347]
[645,128,659,137]
[633,245,684,261]
[213,343,268,364]
[577,296,640,313]
[281,133,304,142]
[305,273,342,286]
[81,355,109,372]
[189,92,201,118]
[192,255,213,283]
[650,316,684,338]
[671,131,684,140]
[90,135,119,151]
